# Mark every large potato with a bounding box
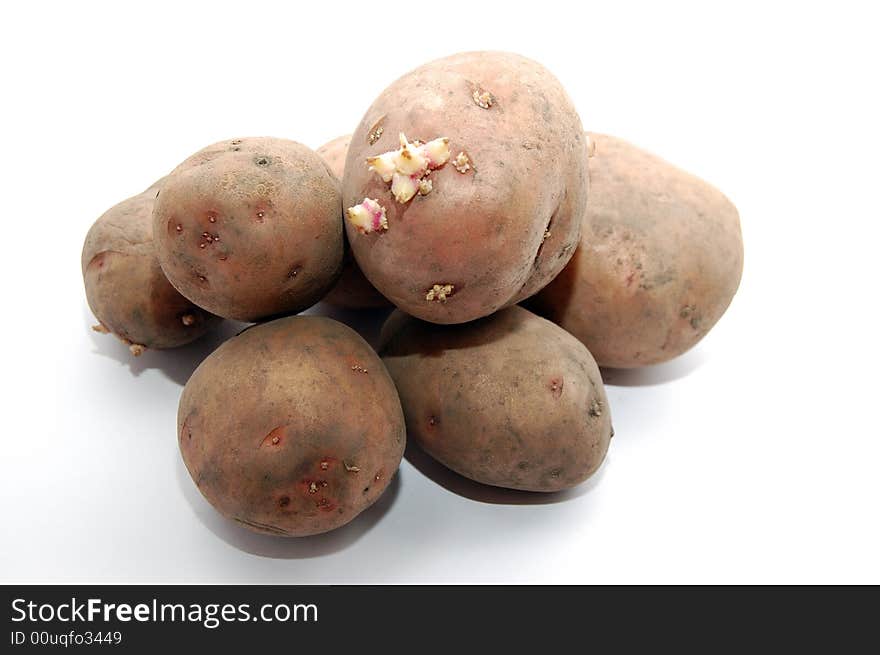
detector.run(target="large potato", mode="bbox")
[153,137,343,321]
[178,316,405,536]
[316,135,390,309]
[82,179,217,355]
[529,133,744,368]
[343,51,587,324]
[380,306,611,492]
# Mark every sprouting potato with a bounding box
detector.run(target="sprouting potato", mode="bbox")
[343,52,588,324]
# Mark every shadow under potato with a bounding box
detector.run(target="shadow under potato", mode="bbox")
[404,441,603,506]
[378,309,528,358]
[308,302,393,350]
[175,455,401,559]
[85,303,248,386]
[84,301,394,386]
[601,346,707,387]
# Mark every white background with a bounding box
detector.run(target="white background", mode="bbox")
[1,1,878,584]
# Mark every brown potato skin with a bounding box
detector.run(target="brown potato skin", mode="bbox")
[343,51,587,324]
[153,137,343,322]
[380,306,611,492]
[528,133,744,368]
[178,316,405,536]
[82,179,218,350]
[317,135,391,309]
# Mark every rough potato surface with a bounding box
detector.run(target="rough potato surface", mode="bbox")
[343,52,587,324]
[153,137,343,321]
[82,179,217,352]
[380,306,611,491]
[178,316,405,536]
[317,135,391,309]
[529,133,744,367]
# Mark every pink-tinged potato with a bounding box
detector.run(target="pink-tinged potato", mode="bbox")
[528,133,744,368]
[82,179,218,355]
[316,134,350,179]
[380,306,611,492]
[316,135,390,309]
[178,316,405,536]
[343,52,587,324]
[152,137,343,321]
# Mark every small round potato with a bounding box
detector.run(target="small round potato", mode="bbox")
[178,315,405,537]
[82,179,218,355]
[529,133,744,368]
[380,306,611,492]
[316,134,350,178]
[153,137,343,321]
[343,51,587,324]
[317,135,390,309]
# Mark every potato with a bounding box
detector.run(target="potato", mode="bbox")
[380,306,611,492]
[82,179,218,355]
[528,133,744,368]
[178,315,405,536]
[316,134,350,179]
[152,137,343,321]
[316,135,390,309]
[343,51,587,324]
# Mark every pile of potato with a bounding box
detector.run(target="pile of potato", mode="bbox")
[82,52,743,536]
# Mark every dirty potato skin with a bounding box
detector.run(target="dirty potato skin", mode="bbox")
[317,135,390,309]
[178,316,405,536]
[82,179,218,353]
[153,137,343,321]
[528,133,744,368]
[380,306,611,492]
[343,51,587,324]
